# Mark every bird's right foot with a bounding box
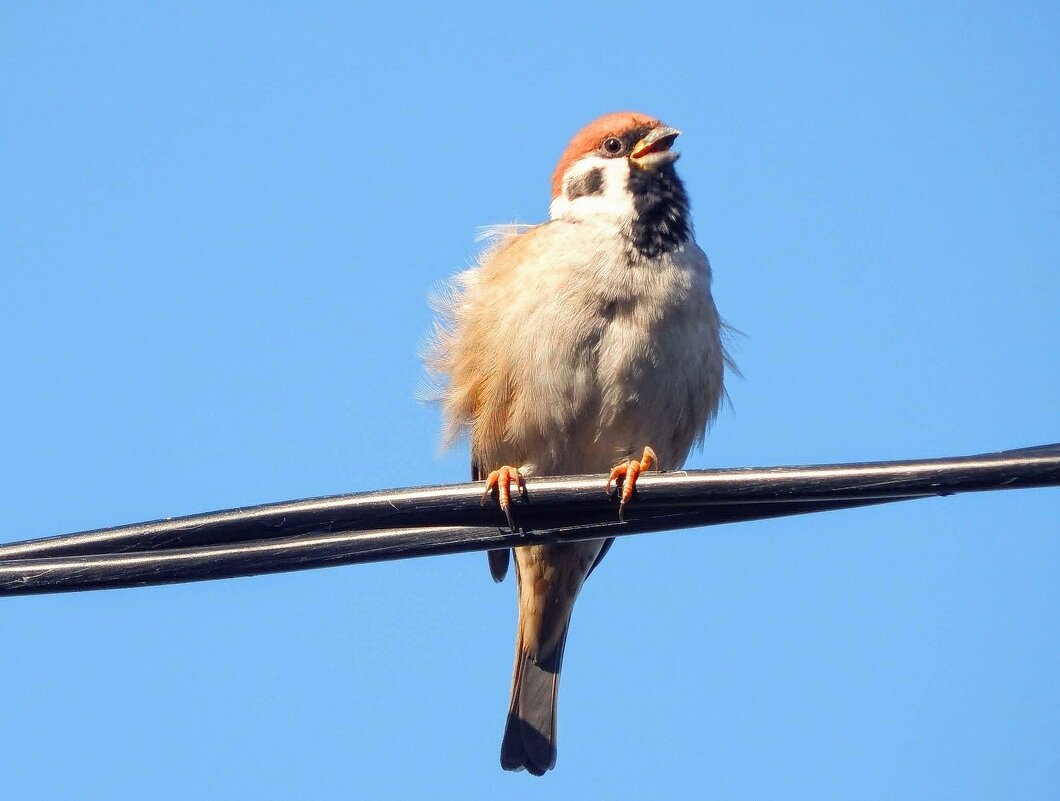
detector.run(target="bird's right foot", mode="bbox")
[482,465,527,532]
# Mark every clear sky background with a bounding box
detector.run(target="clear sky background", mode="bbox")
[1,4,1057,799]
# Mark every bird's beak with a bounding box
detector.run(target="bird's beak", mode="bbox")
[631,126,681,165]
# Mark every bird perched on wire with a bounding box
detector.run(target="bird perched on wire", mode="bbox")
[425,112,730,775]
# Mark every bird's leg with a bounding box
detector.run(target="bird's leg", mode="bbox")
[482,465,527,532]
[606,446,658,521]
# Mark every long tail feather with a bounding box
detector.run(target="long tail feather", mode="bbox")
[500,620,570,775]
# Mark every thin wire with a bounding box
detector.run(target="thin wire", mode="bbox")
[1,443,1057,596]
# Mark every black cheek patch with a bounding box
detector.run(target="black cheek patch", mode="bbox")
[567,167,605,201]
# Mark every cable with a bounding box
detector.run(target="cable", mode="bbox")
[2,443,1057,596]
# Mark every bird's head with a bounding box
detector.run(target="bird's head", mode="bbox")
[547,112,691,257]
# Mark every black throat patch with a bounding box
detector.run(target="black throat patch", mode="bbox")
[627,163,691,258]
[566,167,605,201]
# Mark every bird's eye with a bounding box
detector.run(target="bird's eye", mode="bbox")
[602,137,624,156]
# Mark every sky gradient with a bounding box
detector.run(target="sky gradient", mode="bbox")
[1,4,1057,799]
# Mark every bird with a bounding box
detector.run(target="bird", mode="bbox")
[425,111,730,775]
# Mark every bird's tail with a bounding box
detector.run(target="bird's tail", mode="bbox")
[499,617,571,775]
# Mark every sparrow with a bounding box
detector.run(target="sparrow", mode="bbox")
[425,112,729,775]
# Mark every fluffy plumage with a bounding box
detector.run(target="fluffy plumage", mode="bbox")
[425,112,729,775]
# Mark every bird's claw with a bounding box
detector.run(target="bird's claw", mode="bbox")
[482,465,527,532]
[606,446,658,522]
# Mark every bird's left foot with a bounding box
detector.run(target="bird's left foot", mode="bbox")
[606,446,658,521]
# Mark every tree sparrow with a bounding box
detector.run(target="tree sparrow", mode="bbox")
[426,112,729,774]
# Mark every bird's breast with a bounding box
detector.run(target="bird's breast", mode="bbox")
[512,240,721,474]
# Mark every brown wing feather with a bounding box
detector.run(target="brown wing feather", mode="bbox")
[447,231,555,584]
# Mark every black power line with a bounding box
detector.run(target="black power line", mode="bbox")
[2,443,1057,597]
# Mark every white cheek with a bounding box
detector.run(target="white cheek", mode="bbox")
[549,157,634,223]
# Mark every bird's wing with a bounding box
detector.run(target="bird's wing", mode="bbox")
[474,459,511,582]
[586,536,615,578]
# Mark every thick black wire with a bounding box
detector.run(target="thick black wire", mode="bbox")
[1,443,1057,596]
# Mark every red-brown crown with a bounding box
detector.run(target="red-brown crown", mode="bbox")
[550,111,663,200]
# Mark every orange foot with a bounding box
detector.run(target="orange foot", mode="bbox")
[481,465,527,532]
[606,446,658,522]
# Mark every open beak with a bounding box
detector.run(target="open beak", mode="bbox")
[631,126,681,164]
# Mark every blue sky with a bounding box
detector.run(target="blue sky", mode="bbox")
[1,3,1057,799]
